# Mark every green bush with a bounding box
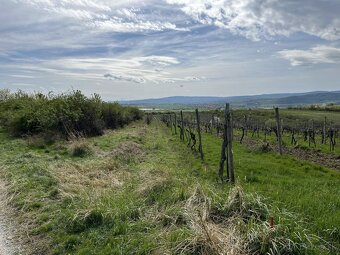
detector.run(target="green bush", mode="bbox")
[0,90,142,137]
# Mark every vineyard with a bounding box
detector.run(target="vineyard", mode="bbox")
[155,106,340,172]
[150,106,340,253]
[0,100,340,254]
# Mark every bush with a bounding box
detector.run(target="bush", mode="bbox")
[0,90,143,137]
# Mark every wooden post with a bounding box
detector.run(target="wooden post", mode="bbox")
[244,115,248,136]
[211,115,214,134]
[226,104,235,183]
[169,114,173,133]
[275,107,283,155]
[323,117,327,144]
[180,111,184,141]
[216,118,220,136]
[231,112,234,141]
[219,105,228,181]
[195,109,204,160]
[174,113,177,135]
[312,120,316,147]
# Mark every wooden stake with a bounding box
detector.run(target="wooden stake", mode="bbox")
[180,110,184,141]
[195,109,204,160]
[174,113,177,135]
[323,116,327,144]
[226,104,235,183]
[219,106,228,181]
[169,114,173,133]
[275,107,283,155]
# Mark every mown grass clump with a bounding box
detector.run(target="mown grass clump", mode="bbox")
[67,210,104,233]
[0,89,142,138]
[176,186,332,255]
[68,140,94,158]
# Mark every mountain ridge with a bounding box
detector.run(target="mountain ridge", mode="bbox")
[120,91,340,108]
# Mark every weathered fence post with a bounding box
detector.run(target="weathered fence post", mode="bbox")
[231,112,234,141]
[180,110,184,141]
[219,103,235,183]
[174,113,177,135]
[226,104,235,184]
[169,113,173,133]
[219,105,228,181]
[275,107,283,155]
[323,117,327,144]
[211,115,214,134]
[216,118,220,136]
[195,109,204,160]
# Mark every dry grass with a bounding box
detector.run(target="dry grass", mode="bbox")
[137,169,171,196]
[176,186,249,255]
[52,159,128,199]
[68,139,94,157]
[110,141,145,163]
[174,186,333,255]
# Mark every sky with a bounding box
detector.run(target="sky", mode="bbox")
[0,0,340,100]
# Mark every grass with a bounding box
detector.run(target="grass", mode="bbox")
[232,108,340,125]
[0,122,339,254]
[233,128,340,155]
[183,108,340,155]
[199,130,340,250]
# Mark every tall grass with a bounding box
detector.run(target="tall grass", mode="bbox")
[0,89,142,137]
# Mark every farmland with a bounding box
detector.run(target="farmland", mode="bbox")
[2,1,340,254]
[0,98,339,254]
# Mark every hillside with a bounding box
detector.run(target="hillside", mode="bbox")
[121,91,340,109]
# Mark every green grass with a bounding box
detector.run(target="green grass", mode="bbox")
[164,122,340,250]
[232,128,340,155]
[199,131,340,249]
[231,108,340,125]
[0,123,339,254]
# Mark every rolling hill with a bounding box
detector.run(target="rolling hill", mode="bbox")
[120,91,340,109]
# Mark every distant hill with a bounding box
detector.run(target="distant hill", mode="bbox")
[120,91,340,109]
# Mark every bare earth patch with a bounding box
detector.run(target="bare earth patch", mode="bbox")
[242,137,340,170]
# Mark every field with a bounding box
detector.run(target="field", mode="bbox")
[2,1,340,254]
[0,105,340,254]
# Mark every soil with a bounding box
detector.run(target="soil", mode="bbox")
[241,137,340,171]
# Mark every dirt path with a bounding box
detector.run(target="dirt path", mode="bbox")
[0,181,21,255]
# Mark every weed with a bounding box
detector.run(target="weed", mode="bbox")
[69,140,93,157]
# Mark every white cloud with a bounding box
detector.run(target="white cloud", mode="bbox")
[2,55,204,84]
[90,19,187,33]
[136,56,181,66]
[9,74,35,79]
[278,45,340,66]
[12,0,186,32]
[166,0,340,41]
[104,73,146,83]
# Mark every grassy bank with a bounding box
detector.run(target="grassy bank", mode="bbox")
[0,122,339,254]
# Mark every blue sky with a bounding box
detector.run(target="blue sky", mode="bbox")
[0,0,340,100]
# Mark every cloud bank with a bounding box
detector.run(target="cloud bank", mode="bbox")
[11,0,187,33]
[1,0,340,99]
[278,46,340,66]
[167,0,340,41]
